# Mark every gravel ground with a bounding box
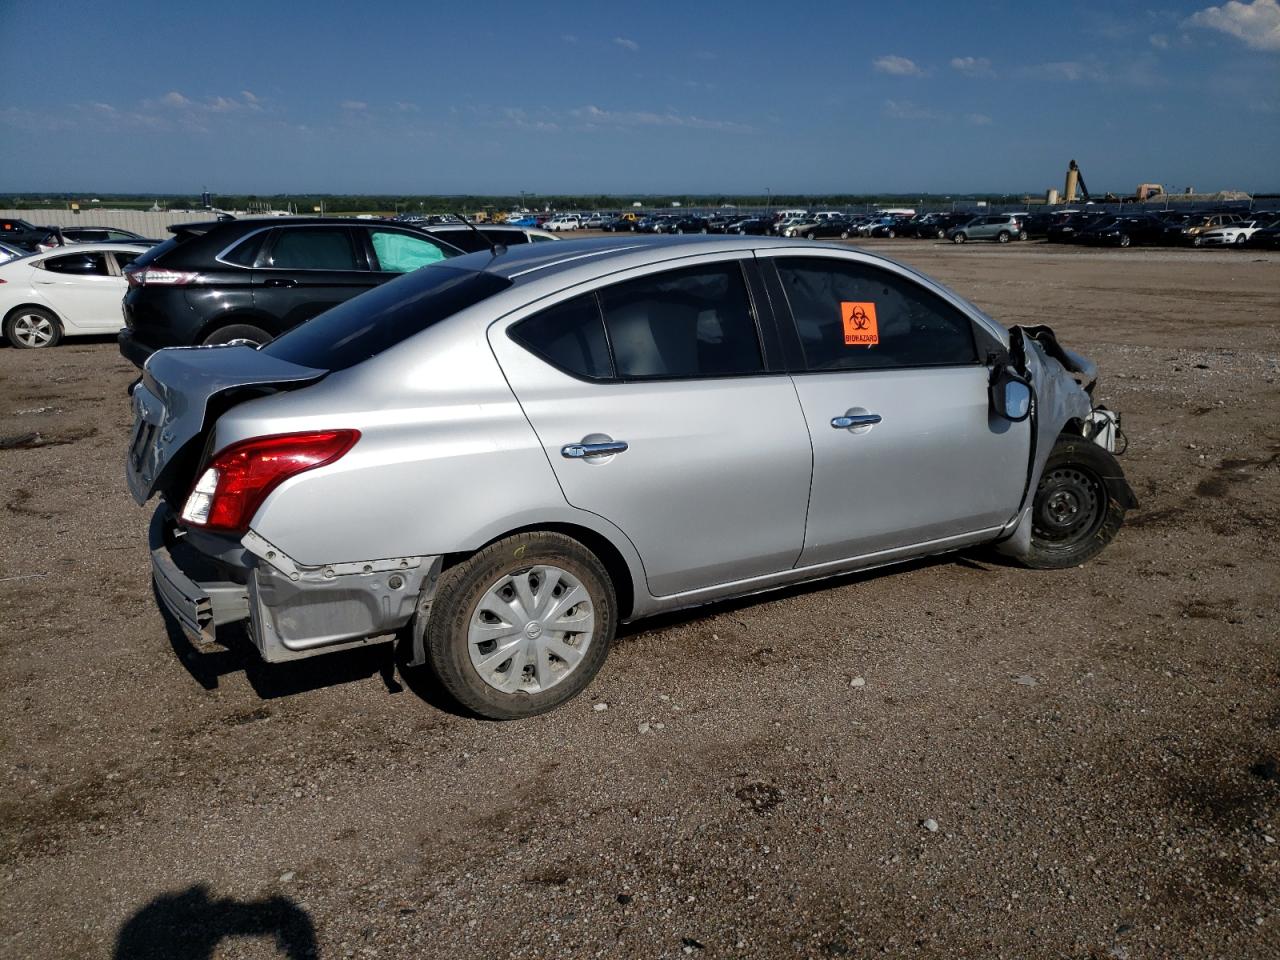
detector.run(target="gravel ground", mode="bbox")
[0,240,1276,960]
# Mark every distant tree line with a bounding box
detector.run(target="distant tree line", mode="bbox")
[1,192,1025,214]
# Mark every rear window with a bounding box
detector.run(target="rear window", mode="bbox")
[260,265,512,372]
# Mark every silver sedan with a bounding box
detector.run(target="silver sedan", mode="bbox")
[127,236,1135,719]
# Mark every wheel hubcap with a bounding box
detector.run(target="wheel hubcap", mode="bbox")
[468,565,594,695]
[1033,466,1104,543]
[13,314,54,347]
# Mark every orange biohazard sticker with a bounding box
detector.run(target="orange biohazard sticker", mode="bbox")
[841,302,879,346]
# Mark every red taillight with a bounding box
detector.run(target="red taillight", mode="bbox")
[180,430,360,533]
[126,267,200,287]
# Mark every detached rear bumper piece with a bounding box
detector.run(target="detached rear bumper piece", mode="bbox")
[148,506,436,663]
[149,507,251,642]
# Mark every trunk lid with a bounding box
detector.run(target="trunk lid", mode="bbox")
[126,345,326,505]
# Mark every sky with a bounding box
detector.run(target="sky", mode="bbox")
[1,0,1278,196]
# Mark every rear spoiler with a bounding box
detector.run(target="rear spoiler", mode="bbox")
[167,222,222,239]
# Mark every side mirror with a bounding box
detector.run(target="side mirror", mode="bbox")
[991,369,1033,421]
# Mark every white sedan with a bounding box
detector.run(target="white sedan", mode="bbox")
[0,242,148,348]
[1196,219,1271,247]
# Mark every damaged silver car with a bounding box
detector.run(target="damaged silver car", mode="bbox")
[126,236,1135,719]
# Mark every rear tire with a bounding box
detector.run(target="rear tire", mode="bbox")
[202,323,272,348]
[1022,435,1129,570]
[1118,234,1131,248]
[840,230,850,239]
[4,306,63,349]
[423,532,618,720]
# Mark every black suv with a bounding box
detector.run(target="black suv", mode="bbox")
[119,218,463,367]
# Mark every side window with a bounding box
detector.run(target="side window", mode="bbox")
[599,262,763,379]
[774,257,978,371]
[222,232,266,267]
[482,228,528,246]
[510,293,613,380]
[426,229,486,254]
[112,250,141,269]
[40,253,110,276]
[266,228,360,270]
[369,230,449,272]
[106,231,139,242]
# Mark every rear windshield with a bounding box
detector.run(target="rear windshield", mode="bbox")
[260,265,512,372]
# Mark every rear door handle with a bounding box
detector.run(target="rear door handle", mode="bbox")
[561,441,629,459]
[831,413,882,429]
[263,278,297,288]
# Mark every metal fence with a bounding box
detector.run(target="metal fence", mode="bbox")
[0,209,215,234]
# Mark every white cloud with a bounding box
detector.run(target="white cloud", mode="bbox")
[570,103,752,132]
[966,112,993,125]
[1186,0,1280,51]
[241,89,260,104]
[873,54,924,76]
[160,91,190,107]
[882,99,939,120]
[613,36,639,52]
[950,56,994,76]
[340,100,368,111]
[1149,32,1171,49]
[1034,60,1109,82]
[561,33,578,43]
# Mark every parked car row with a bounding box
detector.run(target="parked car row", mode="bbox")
[0,219,160,253]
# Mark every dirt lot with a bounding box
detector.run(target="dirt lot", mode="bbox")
[1,239,1277,959]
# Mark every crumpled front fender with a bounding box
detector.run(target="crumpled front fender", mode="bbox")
[995,325,1102,559]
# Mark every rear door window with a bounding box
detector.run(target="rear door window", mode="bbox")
[369,229,451,272]
[40,252,111,276]
[510,293,612,380]
[775,257,978,371]
[599,262,764,379]
[265,227,361,271]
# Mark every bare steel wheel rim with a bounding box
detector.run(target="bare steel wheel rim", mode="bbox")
[468,565,595,695]
[13,313,55,347]
[1032,466,1105,545]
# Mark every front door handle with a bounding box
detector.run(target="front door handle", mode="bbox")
[263,278,297,288]
[561,441,629,459]
[831,413,882,429]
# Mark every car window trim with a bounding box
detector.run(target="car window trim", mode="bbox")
[214,224,373,272]
[758,252,994,375]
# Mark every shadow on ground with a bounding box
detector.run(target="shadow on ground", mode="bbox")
[114,885,316,959]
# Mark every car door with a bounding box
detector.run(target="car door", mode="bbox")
[253,226,379,332]
[761,252,1031,567]
[489,256,813,597]
[31,250,127,332]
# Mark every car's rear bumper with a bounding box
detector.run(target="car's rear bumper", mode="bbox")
[118,329,156,369]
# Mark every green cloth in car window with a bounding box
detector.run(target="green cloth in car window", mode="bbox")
[372,232,447,272]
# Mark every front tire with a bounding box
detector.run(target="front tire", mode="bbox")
[1118,234,1131,248]
[997,231,1011,243]
[1022,436,1129,570]
[952,233,967,244]
[424,532,617,719]
[4,306,63,348]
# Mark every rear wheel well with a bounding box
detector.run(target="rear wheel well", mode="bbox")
[443,523,636,619]
[198,315,280,341]
[4,302,60,324]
